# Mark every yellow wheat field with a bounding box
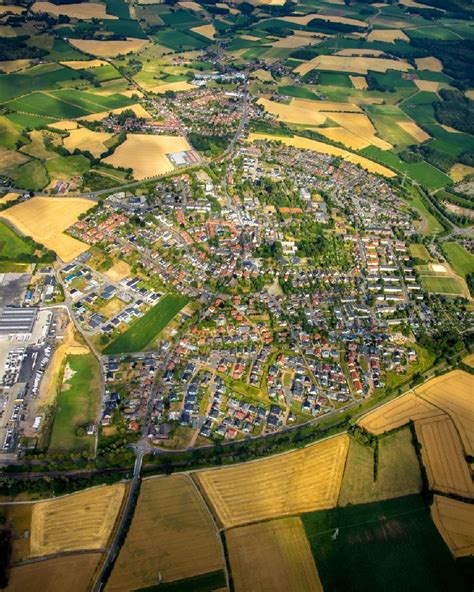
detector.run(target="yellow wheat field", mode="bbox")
[415,370,474,456]
[191,23,216,39]
[70,38,148,58]
[337,49,383,57]
[63,128,114,158]
[257,98,327,126]
[5,553,102,592]
[450,164,474,182]
[280,13,367,28]
[61,59,108,70]
[32,1,117,19]
[251,68,274,81]
[103,134,191,179]
[0,59,31,73]
[1,197,94,262]
[151,81,197,93]
[270,34,319,48]
[294,54,412,76]
[79,103,152,122]
[397,120,431,143]
[48,120,79,131]
[358,391,444,435]
[30,484,125,556]
[431,495,474,557]
[105,475,223,592]
[0,192,20,205]
[350,75,368,89]
[227,518,323,592]
[415,56,443,72]
[367,29,409,43]
[414,79,439,92]
[319,111,392,150]
[415,416,473,498]
[318,127,371,150]
[195,434,349,528]
[0,5,25,15]
[247,133,396,177]
[290,98,362,113]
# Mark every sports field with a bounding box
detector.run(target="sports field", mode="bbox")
[415,416,473,498]
[302,495,467,592]
[195,434,349,528]
[48,353,101,453]
[358,390,444,435]
[103,134,192,179]
[105,475,223,591]
[226,518,322,592]
[415,370,474,456]
[30,484,125,556]
[6,553,103,592]
[103,293,190,354]
[431,495,474,558]
[338,428,421,506]
[0,197,93,262]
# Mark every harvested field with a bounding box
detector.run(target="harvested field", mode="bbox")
[415,57,443,72]
[415,416,473,498]
[0,192,20,205]
[270,34,319,48]
[226,518,322,592]
[103,133,192,179]
[30,484,125,556]
[257,98,326,125]
[415,370,474,456]
[281,13,367,28]
[247,133,396,177]
[290,98,362,112]
[319,111,392,150]
[450,163,474,182]
[48,120,79,131]
[463,353,474,368]
[151,81,197,93]
[0,5,24,14]
[69,38,148,58]
[105,475,223,591]
[294,55,412,76]
[397,120,431,142]
[251,68,274,81]
[5,553,102,592]
[414,79,439,92]
[318,127,371,150]
[350,75,368,89]
[0,197,93,262]
[195,434,349,528]
[0,59,31,73]
[191,23,216,39]
[431,495,474,557]
[32,1,117,19]
[337,49,383,57]
[63,128,114,158]
[79,103,152,122]
[103,260,131,282]
[0,147,29,175]
[358,390,444,435]
[61,59,108,69]
[367,29,409,43]
[338,428,421,506]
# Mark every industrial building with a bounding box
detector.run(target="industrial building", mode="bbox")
[0,307,38,338]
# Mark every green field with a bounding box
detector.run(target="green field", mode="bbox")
[45,154,90,180]
[277,85,318,100]
[104,293,190,354]
[0,221,35,260]
[302,495,469,592]
[441,243,474,278]
[409,243,433,261]
[9,160,49,191]
[419,274,464,295]
[49,353,101,454]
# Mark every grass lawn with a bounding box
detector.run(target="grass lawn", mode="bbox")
[45,155,90,180]
[409,243,433,261]
[278,85,318,100]
[404,191,444,236]
[384,344,435,390]
[104,293,190,354]
[49,353,101,454]
[419,274,464,296]
[11,160,49,191]
[0,221,35,259]
[442,243,474,278]
[302,495,469,592]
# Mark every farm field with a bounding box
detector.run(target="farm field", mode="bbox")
[69,38,148,57]
[247,133,395,177]
[226,518,322,592]
[105,475,223,592]
[442,243,474,278]
[0,220,35,260]
[30,484,125,556]
[103,134,192,179]
[0,504,32,562]
[195,434,349,528]
[48,353,101,454]
[415,370,474,456]
[0,197,93,262]
[63,128,115,158]
[415,416,473,498]
[103,293,189,354]
[358,390,444,435]
[338,428,421,506]
[294,55,412,76]
[32,1,117,19]
[302,495,468,592]
[5,553,103,592]
[431,495,474,558]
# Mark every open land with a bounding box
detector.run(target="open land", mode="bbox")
[431,495,474,558]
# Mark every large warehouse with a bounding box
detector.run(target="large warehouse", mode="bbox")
[0,307,38,338]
